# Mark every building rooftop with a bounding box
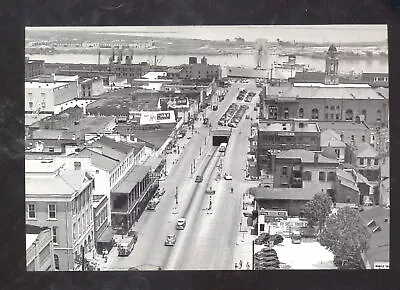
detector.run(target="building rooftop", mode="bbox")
[359,206,390,266]
[317,121,370,131]
[25,114,50,126]
[86,88,163,116]
[276,149,338,164]
[26,234,39,250]
[142,72,167,79]
[253,186,317,201]
[336,169,359,192]
[26,166,92,195]
[127,125,176,149]
[31,129,76,140]
[292,71,365,84]
[258,121,319,133]
[226,66,269,78]
[74,148,119,171]
[281,84,383,100]
[112,165,151,193]
[25,81,69,89]
[375,87,389,99]
[91,136,137,161]
[320,129,346,147]
[355,143,379,158]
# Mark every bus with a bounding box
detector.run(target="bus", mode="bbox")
[219,143,227,152]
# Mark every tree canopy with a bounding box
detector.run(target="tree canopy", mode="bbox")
[304,192,332,230]
[319,207,370,269]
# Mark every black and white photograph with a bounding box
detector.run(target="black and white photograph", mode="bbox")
[24,25,389,272]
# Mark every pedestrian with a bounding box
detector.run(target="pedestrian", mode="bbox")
[246,262,250,270]
[234,263,238,270]
[102,248,106,258]
[104,248,109,256]
[239,259,242,269]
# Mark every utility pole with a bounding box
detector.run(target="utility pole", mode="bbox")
[175,186,179,205]
[252,240,255,270]
[81,245,85,272]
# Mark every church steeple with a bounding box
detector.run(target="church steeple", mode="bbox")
[324,44,339,85]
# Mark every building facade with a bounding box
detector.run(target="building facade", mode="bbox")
[257,119,321,174]
[25,159,95,271]
[25,58,45,79]
[111,166,159,233]
[178,57,222,81]
[80,76,105,98]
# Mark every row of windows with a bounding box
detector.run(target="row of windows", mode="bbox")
[73,207,93,240]
[27,203,56,220]
[359,157,379,166]
[280,168,336,182]
[296,107,382,121]
[72,185,92,216]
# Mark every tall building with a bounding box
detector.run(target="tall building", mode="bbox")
[25,58,45,79]
[25,159,95,271]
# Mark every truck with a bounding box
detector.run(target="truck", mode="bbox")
[117,233,138,256]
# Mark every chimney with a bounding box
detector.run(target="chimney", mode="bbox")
[314,152,319,163]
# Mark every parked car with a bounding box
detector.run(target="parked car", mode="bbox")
[176,218,186,230]
[254,232,270,245]
[164,234,177,246]
[224,173,233,180]
[195,175,203,183]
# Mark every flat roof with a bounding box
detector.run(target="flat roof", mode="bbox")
[280,85,384,100]
[253,186,317,201]
[318,121,370,131]
[320,129,346,147]
[112,165,151,193]
[25,81,69,89]
[276,149,338,164]
[258,121,319,133]
[359,206,390,266]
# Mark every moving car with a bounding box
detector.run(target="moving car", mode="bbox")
[164,234,177,246]
[195,175,203,183]
[176,218,186,230]
[254,232,270,245]
[224,173,233,180]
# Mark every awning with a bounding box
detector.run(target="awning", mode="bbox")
[97,226,115,243]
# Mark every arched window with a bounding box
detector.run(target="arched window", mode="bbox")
[299,108,304,118]
[377,110,382,121]
[302,171,312,181]
[345,109,353,121]
[311,108,319,120]
[54,254,60,270]
[361,109,367,118]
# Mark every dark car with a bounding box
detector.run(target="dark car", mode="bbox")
[269,234,284,245]
[195,175,203,183]
[254,233,270,245]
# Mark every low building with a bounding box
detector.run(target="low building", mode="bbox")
[350,143,380,183]
[26,224,55,271]
[80,76,105,98]
[257,119,321,174]
[334,169,361,205]
[320,129,346,162]
[253,186,317,217]
[361,72,389,88]
[25,159,95,271]
[179,57,222,81]
[111,165,159,234]
[359,206,390,269]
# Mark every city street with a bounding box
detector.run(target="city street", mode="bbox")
[107,80,260,270]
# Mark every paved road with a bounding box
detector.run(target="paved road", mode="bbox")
[108,79,260,270]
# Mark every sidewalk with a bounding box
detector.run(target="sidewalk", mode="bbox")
[232,193,256,270]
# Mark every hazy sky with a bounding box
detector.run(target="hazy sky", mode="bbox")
[26,25,387,43]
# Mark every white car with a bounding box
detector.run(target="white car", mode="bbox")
[176,218,186,230]
[224,174,233,180]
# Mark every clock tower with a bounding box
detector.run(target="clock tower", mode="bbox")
[324,44,339,85]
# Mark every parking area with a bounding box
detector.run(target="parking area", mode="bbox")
[273,238,336,269]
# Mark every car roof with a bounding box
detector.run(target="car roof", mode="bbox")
[177,218,186,222]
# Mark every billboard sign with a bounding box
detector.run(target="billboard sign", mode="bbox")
[140,110,176,125]
[158,97,189,109]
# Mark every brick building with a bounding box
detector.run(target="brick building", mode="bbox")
[25,58,45,79]
[257,119,321,174]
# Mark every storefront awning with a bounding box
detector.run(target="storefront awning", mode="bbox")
[97,226,115,243]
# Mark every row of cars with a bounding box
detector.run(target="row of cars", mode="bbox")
[217,103,249,128]
[164,218,187,246]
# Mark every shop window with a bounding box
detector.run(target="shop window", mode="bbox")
[319,172,326,181]
[345,109,353,121]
